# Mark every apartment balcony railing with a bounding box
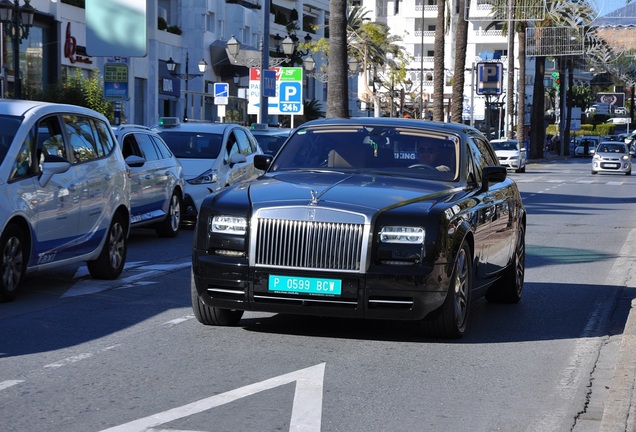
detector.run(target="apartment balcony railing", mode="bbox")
[414,30,436,38]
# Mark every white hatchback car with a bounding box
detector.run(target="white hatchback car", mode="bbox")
[592,141,633,175]
[490,139,526,173]
[0,100,131,302]
[153,117,263,224]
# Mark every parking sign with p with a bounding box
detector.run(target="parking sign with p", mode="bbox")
[477,62,503,95]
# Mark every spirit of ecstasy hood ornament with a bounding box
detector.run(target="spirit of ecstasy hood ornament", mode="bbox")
[310,189,319,205]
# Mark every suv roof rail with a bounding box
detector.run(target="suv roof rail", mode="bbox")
[115,124,152,131]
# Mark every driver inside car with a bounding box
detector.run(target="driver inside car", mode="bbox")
[417,142,451,172]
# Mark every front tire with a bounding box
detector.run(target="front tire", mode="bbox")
[422,242,472,339]
[486,224,525,303]
[191,271,243,326]
[155,191,181,238]
[87,214,127,279]
[0,223,27,302]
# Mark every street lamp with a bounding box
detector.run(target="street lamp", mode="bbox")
[303,55,359,83]
[166,51,208,122]
[0,0,35,99]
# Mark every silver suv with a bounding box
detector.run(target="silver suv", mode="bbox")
[153,117,263,224]
[0,101,130,302]
[113,124,185,237]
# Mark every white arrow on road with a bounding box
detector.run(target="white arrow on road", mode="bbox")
[99,363,326,432]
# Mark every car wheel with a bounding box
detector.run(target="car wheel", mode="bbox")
[626,170,631,176]
[87,213,127,279]
[191,271,243,326]
[155,191,182,238]
[486,224,525,304]
[517,165,526,173]
[591,170,597,175]
[421,242,472,339]
[0,223,27,302]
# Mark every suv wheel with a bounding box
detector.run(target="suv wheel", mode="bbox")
[155,191,181,237]
[87,213,127,279]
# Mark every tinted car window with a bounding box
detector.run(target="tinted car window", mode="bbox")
[235,129,254,156]
[0,115,21,163]
[150,135,173,159]
[159,131,223,158]
[136,133,161,161]
[9,128,37,181]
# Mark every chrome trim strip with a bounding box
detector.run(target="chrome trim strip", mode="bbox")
[254,294,357,305]
[207,288,245,295]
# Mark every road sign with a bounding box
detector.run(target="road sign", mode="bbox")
[248,67,304,115]
[214,82,229,105]
[103,63,129,101]
[263,70,276,97]
[279,82,302,113]
[476,62,503,95]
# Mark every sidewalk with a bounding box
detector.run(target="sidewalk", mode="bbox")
[599,298,636,432]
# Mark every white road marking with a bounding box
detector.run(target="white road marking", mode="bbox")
[43,345,120,369]
[99,363,326,432]
[62,262,191,298]
[0,380,24,391]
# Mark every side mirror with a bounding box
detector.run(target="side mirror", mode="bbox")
[229,153,247,167]
[39,160,71,187]
[125,155,146,168]
[254,154,273,171]
[480,165,507,192]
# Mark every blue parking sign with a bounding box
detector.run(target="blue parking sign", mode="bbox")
[279,82,302,113]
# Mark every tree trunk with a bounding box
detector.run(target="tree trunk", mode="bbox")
[516,24,526,149]
[327,0,348,118]
[529,57,546,159]
[451,0,468,124]
[432,0,445,121]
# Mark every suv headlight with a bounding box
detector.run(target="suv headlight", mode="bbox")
[210,216,247,235]
[188,169,218,185]
[379,226,424,244]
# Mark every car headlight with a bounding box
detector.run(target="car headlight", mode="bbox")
[622,155,629,161]
[593,154,600,160]
[510,155,519,160]
[187,169,218,185]
[210,216,247,235]
[379,226,424,244]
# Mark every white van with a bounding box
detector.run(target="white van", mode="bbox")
[606,117,631,124]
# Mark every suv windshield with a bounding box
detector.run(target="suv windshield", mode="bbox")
[0,115,22,163]
[157,131,223,159]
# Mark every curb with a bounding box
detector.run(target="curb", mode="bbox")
[600,298,636,432]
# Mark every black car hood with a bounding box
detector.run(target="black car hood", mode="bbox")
[246,171,461,213]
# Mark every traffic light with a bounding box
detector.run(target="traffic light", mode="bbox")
[552,72,561,91]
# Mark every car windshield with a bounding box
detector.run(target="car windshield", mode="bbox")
[598,143,627,153]
[269,125,460,181]
[0,115,22,163]
[157,131,223,159]
[491,141,518,151]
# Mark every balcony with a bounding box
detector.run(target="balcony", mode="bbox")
[226,0,261,10]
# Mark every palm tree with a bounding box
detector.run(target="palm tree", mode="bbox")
[451,0,469,123]
[432,0,446,121]
[327,0,348,117]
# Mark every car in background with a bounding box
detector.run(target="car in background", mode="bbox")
[591,141,633,175]
[113,125,184,237]
[0,100,131,302]
[249,123,292,156]
[191,118,526,339]
[153,117,263,224]
[574,136,600,157]
[490,138,526,172]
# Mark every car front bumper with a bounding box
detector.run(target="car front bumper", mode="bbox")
[192,251,449,321]
[592,160,631,173]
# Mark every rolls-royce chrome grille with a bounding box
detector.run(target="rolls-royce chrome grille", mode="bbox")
[251,207,369,272]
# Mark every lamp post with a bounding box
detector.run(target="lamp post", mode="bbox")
[303,55,358,83]
[166,51,208,122]
[0,0,35,100]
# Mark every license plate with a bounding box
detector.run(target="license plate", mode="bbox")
[268,275,342,296]
[604,163,619,168]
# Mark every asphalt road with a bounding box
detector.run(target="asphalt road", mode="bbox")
[1,156,635,432]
